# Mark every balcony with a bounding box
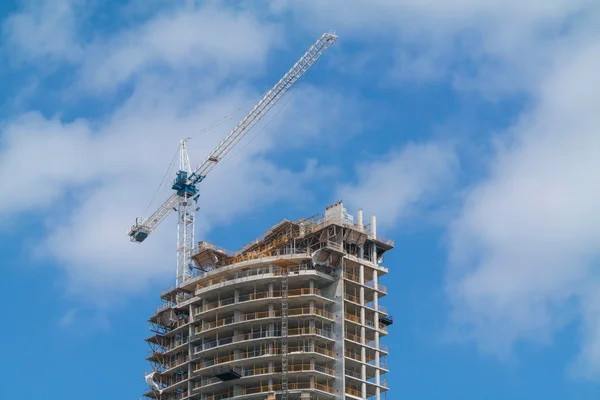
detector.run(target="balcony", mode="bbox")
[195,288,325,316]
[200,381,335,399]
[194,327,334,354]
[147,336,190,356]
[159,392,188,400]
[345,386,362,397]
[195,264,333,292]
[194,363,336,390]
[195,307,334,334]
[164,355,189,371]
[345,370,389,388]
[345,313,388,334]
[195,345,335,371]
[364,280,387,294]
[343,273,388,294]
[343,272,360,284]
[344,313,361,324]
[344,332,389,354]
[344,292,360,304]
[366,302,387,314]
[345,351,387,369]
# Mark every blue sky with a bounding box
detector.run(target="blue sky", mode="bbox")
[1,0,600,399]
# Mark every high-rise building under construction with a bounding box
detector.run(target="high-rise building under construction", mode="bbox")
[144,201,393,400]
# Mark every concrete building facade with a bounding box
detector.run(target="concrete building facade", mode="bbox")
[144,201,393,400]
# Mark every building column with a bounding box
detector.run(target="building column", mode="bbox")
[332,257,346,397]
[269,359,274,391]
[187,304,193,398]
[359,263,367,398]
[373,270,382,399]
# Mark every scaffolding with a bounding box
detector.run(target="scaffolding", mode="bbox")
[274,258,296,400]
[191,201,394,274]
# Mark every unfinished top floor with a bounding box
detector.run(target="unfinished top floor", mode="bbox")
[188,201,393,279]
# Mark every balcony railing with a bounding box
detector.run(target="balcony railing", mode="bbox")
[365,280,388,294]
[153,372,188,388]
[379,323,388,334]
[345,351,386,367]
[345,313,388,334]
[344,313,361,324]
[365,302,387,314]
[345,331,362,343]
[344,292,360,303]
[195,264,332,292]
[196,307,333,334]
[365,340,388,353]
[345,350,362,362]
[162,355,189,371]
[195,363,335,389]
[344,332,389,353]
[161,391,188,400]
[149,336,190,355]
[200,381,334,400]
[345,369,362,379]
[195,345,335,370]
[343,272,388,294]
[194,326,333,354]
[343,272,360,283]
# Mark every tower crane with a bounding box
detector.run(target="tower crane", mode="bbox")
[131,32,337,400]
[127,32,337,287]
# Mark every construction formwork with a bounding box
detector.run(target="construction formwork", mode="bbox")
[143,201,393,400]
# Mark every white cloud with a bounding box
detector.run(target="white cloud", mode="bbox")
[2,1,281,92]
[270,0,592,94]
[270,0,600,379]
[0,1,351,302]
[79,4,281,92]
[1,79,348,300]
[447,22,600,376]
[2,0,83,62]
[337,142,458,231]
[59,307,78,327]
[58,306,110,331]
[5,0,600,381]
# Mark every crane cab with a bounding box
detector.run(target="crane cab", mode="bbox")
[172,170,199,197]
[172,170,188,191]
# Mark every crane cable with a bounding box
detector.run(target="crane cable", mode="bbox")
[143,145,180,217]
[218,55,322,167]
[190,91,267,140]
[141,93,263,216]
[141,41,326,219]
